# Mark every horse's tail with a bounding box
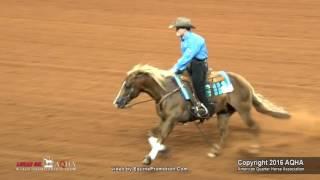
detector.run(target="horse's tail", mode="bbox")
[227,72,290,119]
[252,92,291,119]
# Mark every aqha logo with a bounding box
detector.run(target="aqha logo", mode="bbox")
[56,160,76,169]
[285,159,304,166]
[16,156,77,171]
[43,156,77,170]
[43,157,54,168]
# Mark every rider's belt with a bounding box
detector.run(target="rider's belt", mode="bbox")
[194,57,207,61]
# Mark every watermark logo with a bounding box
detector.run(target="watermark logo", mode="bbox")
[16,156,76,171]
[43,157,54,168]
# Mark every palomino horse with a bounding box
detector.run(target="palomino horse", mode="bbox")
[113,64,290,165]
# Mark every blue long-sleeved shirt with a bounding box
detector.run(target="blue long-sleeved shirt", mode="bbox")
[172,31,208,72]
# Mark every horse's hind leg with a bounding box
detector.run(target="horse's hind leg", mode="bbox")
[143,117,175,165]
[208,110,234,157]
[238,106,261,154]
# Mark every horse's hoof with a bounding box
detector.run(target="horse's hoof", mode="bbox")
[207,144,221,158]
[142,156,152,165]
[207,152,216,158]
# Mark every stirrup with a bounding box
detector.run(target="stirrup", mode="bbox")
[198,103,209,115]
[192,103,209,118]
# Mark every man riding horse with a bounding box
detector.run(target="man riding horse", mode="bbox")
[113,17,290,165]
[169,17,214,119]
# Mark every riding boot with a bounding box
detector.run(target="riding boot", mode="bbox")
[193,78,211,118]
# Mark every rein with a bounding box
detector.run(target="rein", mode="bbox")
[125,87,180,108]
[125,99,154,108]
[157,88,180,107]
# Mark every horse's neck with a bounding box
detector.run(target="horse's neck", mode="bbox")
[164,77,179,91]
[141,77,166,102]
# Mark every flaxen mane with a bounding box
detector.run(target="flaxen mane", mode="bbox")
[127,64,173,90]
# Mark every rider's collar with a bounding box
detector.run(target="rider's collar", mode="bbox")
[181,31,191,42]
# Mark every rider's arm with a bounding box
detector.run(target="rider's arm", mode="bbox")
[171,40,202,73]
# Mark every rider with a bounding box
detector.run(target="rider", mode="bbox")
[169,17,213,118]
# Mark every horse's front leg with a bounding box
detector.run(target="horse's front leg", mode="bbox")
[143,117,176,165]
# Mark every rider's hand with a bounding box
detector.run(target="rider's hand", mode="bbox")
[176,69,184,74]
[169,67,177,74]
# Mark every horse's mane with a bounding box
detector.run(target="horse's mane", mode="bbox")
[127,64,174,90]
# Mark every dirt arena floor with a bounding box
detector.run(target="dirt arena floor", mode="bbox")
[0,0,319,179]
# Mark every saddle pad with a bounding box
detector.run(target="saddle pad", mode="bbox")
[212,71,234,96]
[208,71,225,83]
[176,71,234,98]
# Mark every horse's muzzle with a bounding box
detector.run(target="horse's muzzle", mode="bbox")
[114,97,128,109]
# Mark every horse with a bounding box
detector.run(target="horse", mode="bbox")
[113,64,290,165]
